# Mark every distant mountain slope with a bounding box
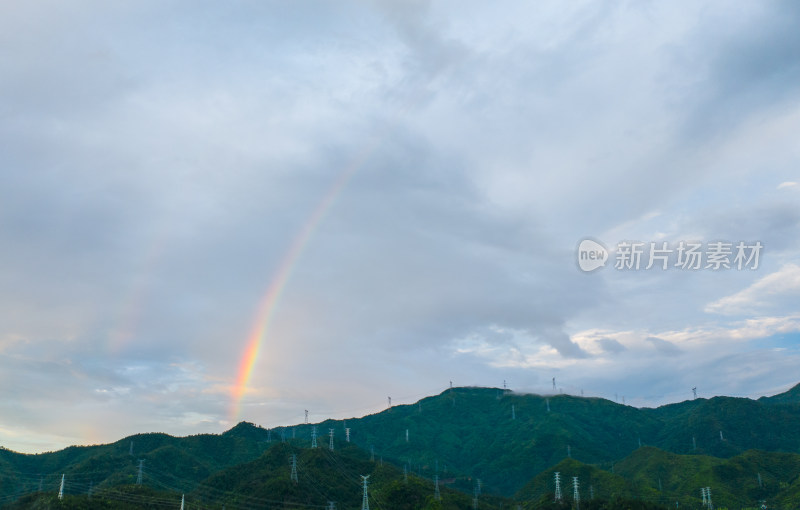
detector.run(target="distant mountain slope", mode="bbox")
[759,383,800,405]
[615,446,800,509]
[515,447,800,509]
[193,441,489,510]
[2,382,800,506]
[515,457,638,502]
[287,385,800,495]
[0,430,270,505]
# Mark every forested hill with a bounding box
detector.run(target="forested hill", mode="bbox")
[302,383,800,495]
[2,383,799,508]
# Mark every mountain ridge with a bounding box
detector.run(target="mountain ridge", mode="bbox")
[2,382,800,507]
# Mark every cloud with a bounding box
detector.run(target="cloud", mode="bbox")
[1,1,799,452]
[645,336,682,356]
[597,338,627,353]
[705,264,800,315]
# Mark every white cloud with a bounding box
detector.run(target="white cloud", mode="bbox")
[705,264,800,315]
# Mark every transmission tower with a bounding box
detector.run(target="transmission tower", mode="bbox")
[360,475,370,510]
[473,485,479,510]
[701,488,707,506]
[406,429,409,442]
[88,480,93,498]
[329,428,335,450]
[346,428,351,442]
[136,459,144,485]
[290,454,298,483]
[546,398,550,412]
[328,502,336,510]
[638,437,642,448]
[554,472,562,502]
[477,479,482,495]
[180,494,185,510]
[434,475,441,500]
[567,445,571,458]
[58,474,64,500]
[38,477,43,493]
[573,477,580,510]
[305,410,309,424]
[553,377,556,391]
[512,404,516,420]
[503,379,507,389]
[720,430,725,441]
[692,387,697,399]
[268,429,272,442]
[388,396,392,408]
[706,487,713,510]
[311,426,318,448]
[758,472,763,488]
[589,485,594,500]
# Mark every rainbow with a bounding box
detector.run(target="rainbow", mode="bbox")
[229,144,376,421]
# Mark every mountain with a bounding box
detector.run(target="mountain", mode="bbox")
[515,457,637,502]
[514,447,800,509]
[2,383,800,508]
[295,386,800,495]
[759,383,800,405]
[0,430,271,506]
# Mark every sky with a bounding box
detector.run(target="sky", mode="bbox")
[1,0,799,454]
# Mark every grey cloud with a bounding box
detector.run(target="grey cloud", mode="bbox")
[646,336,682,356]
[679,1,800,142]
[1,1,799,452]
[598,338,626,353]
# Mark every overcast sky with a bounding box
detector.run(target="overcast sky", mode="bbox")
[1,0,799,453]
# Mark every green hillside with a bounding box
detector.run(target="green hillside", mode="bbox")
[759,383,800,405]
[293,386,800,495]
[514,447,800,509]
[3,383,800,508]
